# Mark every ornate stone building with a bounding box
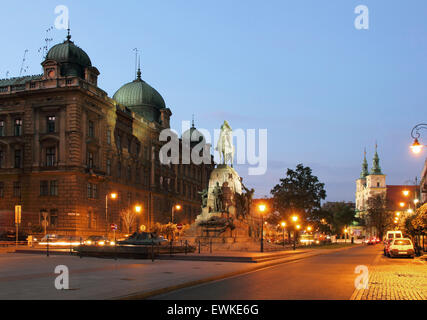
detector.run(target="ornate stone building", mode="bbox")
[0,33,213,236]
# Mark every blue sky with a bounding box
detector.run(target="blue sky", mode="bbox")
[1,0,426,201]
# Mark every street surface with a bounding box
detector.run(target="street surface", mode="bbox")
[0,245,425,300]
[153,245,427,300]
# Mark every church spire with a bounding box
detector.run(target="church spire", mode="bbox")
[371,143,383,175]
[360,148,369,178]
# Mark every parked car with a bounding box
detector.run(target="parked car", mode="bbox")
[84,236,115,246]
[388,238,415,258]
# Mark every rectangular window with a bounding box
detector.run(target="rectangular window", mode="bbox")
[14,119,22,136]
[117,134,121,150]
[13,181,21,198]
[107,159,111,176]
[50,209,58,228]
[0,120,4,137]
[46,147,56,167]
[40,180,48,196]
[14,149,21,168]
[50,180,58,196]
[107,130,111,145]
[0,182,4,198]
[47,116,56,133]
[88,121,94,138]
[93,184,97,199]
[0,150,3,168]
[87,183,92,199]
[87,152,94,169]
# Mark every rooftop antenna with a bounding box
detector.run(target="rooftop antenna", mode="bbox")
[19,49,29,76]
[133,48,139,79]
[66,19,71,41]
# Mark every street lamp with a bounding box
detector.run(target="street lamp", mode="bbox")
[344,228,349,243]
[280,222,286,248]
[105,192,118,237]
[410,124,427,154]
[258,204,267,252]
[171,204,182,224]
[135,205,142,214]
[291,215,299,251]
[403,190,410,197]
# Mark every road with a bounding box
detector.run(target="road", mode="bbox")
[152,245,382,300]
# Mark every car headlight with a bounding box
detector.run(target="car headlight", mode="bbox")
[85,240,92,245]
[98,241,105,246]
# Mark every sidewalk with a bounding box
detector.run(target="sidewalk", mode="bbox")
[351,255,427,300]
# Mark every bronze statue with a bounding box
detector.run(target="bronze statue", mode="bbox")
[212,182,223,212]
[198,189,208,209]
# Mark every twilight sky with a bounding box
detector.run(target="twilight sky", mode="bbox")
[1,0,426,201]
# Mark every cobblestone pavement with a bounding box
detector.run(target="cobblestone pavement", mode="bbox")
[352,251,427,300]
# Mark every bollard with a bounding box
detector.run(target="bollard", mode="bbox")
[185,240,188,255]
[210,239,212,254]
[198,240,201,254]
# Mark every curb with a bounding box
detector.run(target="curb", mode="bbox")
[117,245,361,300]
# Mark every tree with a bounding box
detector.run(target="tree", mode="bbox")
[120,208,138,234]
[322,202,356,235]
[366,195,393,240]
[270,164,327,224]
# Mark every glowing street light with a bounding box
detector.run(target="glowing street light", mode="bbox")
[403,190,410,197]
[407,208,414,214]
[280,221,286,248]
[258,204,268,252]
[410,124,427,154]
[171,204,182,224]
[292,215,298,223]
[105,192,118,236]
[307,226,312,232]
[399,202,406,208]
[135,205,142,213]
[395,211,401,217]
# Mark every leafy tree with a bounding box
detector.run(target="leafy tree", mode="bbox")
[366,195,393,240]
[322,202,356,235]
[270,164,327,225]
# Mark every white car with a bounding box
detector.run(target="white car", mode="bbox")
[388,238,415,259]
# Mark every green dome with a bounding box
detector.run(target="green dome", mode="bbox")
[47,39,92,67]
[113,70,166,122]
[46,36,92,77]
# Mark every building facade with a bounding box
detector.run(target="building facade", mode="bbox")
[0,33,213,237]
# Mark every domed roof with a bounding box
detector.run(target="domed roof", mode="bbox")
[113,70,166,109]
[46,35,92,68]
[182,122,205,145]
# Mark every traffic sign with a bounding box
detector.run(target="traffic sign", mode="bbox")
[110,223,118,231]
[15,205,21,224]
[177,224,183,231]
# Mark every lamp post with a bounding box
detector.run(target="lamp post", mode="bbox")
[281,222,286,248]
[171,204,182,225]
[291,215,299,250]
[105,193,117,237]
[410,123,427,154]
[259,204,267,252]
[344,228,348,243]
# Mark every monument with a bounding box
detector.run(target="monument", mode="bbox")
[184,121,257,249]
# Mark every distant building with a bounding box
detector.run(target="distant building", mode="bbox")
[355,146,419,235]
[0,32,213,237]
[420,159,427,204]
